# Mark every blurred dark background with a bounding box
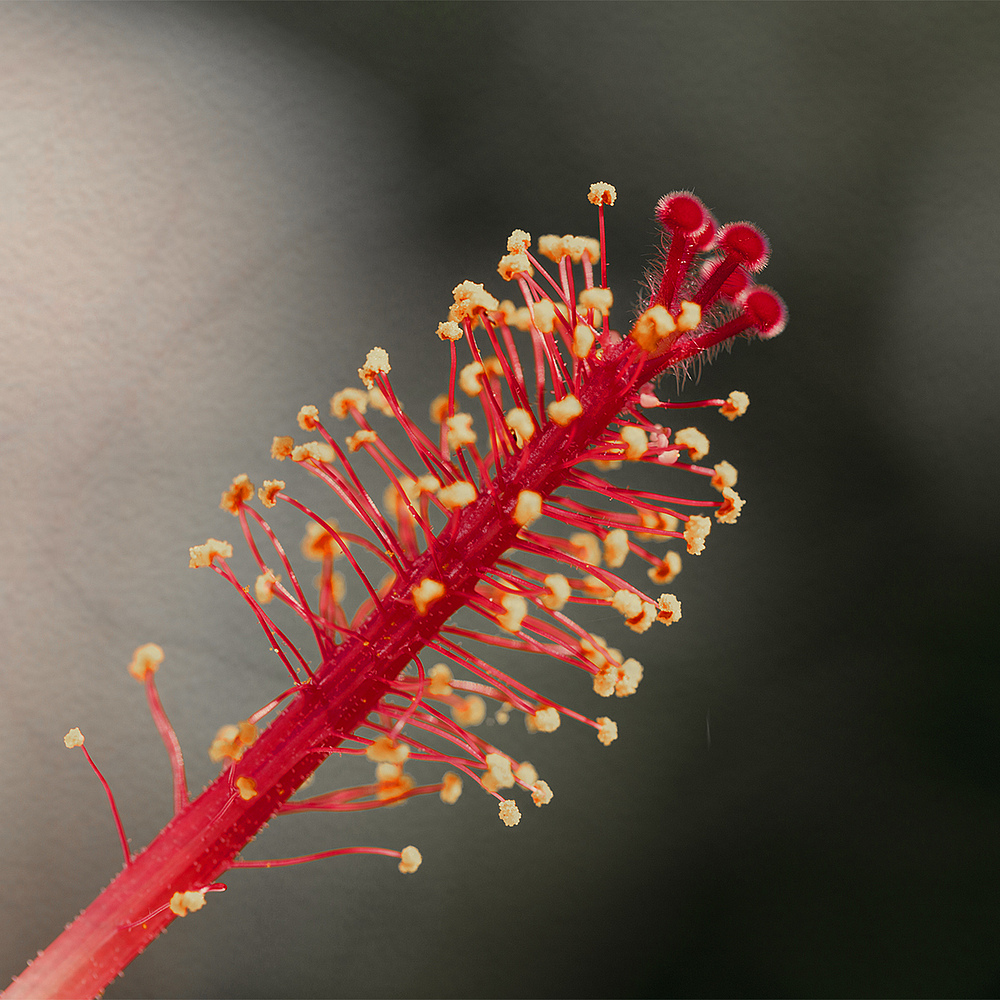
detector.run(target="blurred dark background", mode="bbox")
[2,2,997,997]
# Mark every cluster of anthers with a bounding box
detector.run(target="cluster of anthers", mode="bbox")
[68,182,784,894]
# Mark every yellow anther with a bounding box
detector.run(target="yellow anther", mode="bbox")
[603,528,630,568]
[673,427,709,461]
[369,386,395,416]
[169,891,206,917]
[440,771,463,804]
[452,695,486,727]
[446,413,477,449]
[619,426,648,460]
[499,799,521,826]
[529,706,561,733]
[358,347,391,388]
[497,593,528,633]
[436,320,464,342]
[611,590,656,633]
[569,531,602,566]
[257,479,285,508]
[531,298,557,334]
[547,394,583,426]
[675,300,702,332]
[412,577,445,615]
[485,752,516,789]
[128,642,164,682]
[513,489,543,527]
[429,393,450,424]
[505,407,535,445]
[346,429,378,452]
[540,573,570,611]
[449,281,499,324]
[572,323,596,359]
[291,441,335,464]
[271,436,294,460]
[719,390,750,421]
[366,736,410,765]
[684,515,712,555]
[219,474,255,515]
[189,538,233,569]
[63,728,84,748]
[711,460,738,492]
[301,521,341,561]
[254,569,280,604]
[647,550,682,585]
[507,229,531,252]
[437,480,477,510]
[630,305,676,352]
[715,487,745,523]
[398,846,422,874]
[498,252,532,281]
[330,387,369,418]
[531,780,554,806]
[656,593,682,626]
[596,717,618,746]
[588,181,617,206]
[578,287,613,315]
[297,405,320,431]
[236,776,257,801]
[428,663,453,696]
[208,720,257,763]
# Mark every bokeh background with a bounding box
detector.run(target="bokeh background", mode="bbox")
[2,2,997,997]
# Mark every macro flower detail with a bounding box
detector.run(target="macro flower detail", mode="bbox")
[7,183,784,1000]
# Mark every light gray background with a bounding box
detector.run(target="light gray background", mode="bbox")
[1,3,997,997]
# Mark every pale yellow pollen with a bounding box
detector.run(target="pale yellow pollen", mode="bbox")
[446,413,477,450]
[430,393,450,424]
[619,425,648,460]
[603,528,630,568]
[498,252,532,281]
[547,394,583,427]
[499,799,521,826]
[366,736,410,765]
[219,474,254,516]
[358,346,391,389]
[63,727,84,748]
[531,780,554,807]
[412,577,445,616]
[235,776,258,801]
[485,752,516,789]
[540,573,570,611]
[675,300,702,332]
[656,593,683,626]
[369,386,395,417]
[255,480,284,509]
[592,459,623,472]
[715,487,745,524]
[572,323,596,359]
[719,390,750,421]
[330,387,369,418]
[510,306,532,331]
[497,593,528,633]
[711,460,738,492]
[376,764,415,800]
[596,717,618,746]
[580,634,618,667]
[578,287,613,315]
[537,234,565,262]
[128,642,164,682]
[437,480,477,510]
[291,441,336,465]
[169,890,206,917]
[530,706,561,733]
[674,427,710,462]
[513,489,543,527]
[301,521,342,562]
[495,704,511,724]
[436,320,464,342]
[578,237,601,263]
[208,720,257,763]
[630,305,676,352]
[452,695,487,727]
[398,845,422,874]
[588,181,617,206]
[428,663,453,697]
[346,429,378,452]
[507,229,531,252]
[505,407,535,444]
[636,508,680,538]
[531,298,557,335]
[515,761,539,786]
[271,435,294,461]
[297,405,320,431]
[449,280,499,324]
[254,569,280,604]
[593,664,616,698]
[648,550,683,585]
[612,589,656,633]
[440,771,463,804]
[684,515,712,555]
[189,538,233,569]
[569,531,602,566]
[616,658,644,697]
[459,361,488,397]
